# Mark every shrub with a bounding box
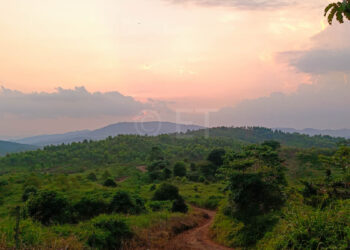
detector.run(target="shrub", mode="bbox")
[162,168,172,180]
[203,196,223,210]
[27,190,70,225]
[152,183,180,201]
[110,191,144,214]
[173,162,187,177]
[88,215,133,250]
[199,161,217,180]
[149,184,156,191]
[102,170,112,180]
[22,186,38,202]
[207,148,226,166]
[87,172,97,182]
[148,200,171,212]
[73,195,109,221]
[110,191,134,214]
[172,197,188,213]
[103,178,117,187]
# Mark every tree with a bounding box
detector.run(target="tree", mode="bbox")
[27,190,70,225]
[207,148,226,166]
[110,191,134,214]
[199,161,218,180]
[325,0,350,25]
[172,197,188,213]
[220,145,287,216]
[88,215,133,250]
[149,146,164,162]
[152,183,180,201]
[261,140,281,151]
[173,162,187,177]
[87,172,97,182]
[102,170,112,180]
[22,186,37,201]
[103,178,117,188]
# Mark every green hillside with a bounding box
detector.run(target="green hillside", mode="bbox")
[187,127,347,148]
[0,140,37,156]
[0,127,349,249]
[0,127,346,171]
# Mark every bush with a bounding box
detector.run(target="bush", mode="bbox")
[203,196,223,210]
[149,184,156,191]
[88,215,133,250]
[199,161,217,180]
[27,190,70,225]
[173,162,187,177]
[172,197,188,213]
[87,172,97,182]
[207,148,226,166]
[152,183,180,201]
[162,168,172,180]
[22,186,38,201]
[103,178,117,187]
[110,191,145,214]
[73,195,109,221]
[148,200,171,211]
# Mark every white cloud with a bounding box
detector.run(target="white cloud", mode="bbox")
[0,86,147,119]
[165,0,294,9]
[208,75,350,129]
[280,23,350,74]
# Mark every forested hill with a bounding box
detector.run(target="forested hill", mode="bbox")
[0,141,38,156]
[0,126,347,171]
[185,127,348,148]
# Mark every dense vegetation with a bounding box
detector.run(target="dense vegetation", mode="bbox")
[0,127,349,249]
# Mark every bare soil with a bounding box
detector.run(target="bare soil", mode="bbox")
[167,207,233,250]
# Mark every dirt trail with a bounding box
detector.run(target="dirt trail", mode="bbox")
[116,176,128,183]
[169,207,233,250]
[137,165,147,173]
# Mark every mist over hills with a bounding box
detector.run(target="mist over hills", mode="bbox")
[14,122,204,146]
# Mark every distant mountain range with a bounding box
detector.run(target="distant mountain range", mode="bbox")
[277,128,350,139]
[14,122,204,146]
[0,141,38,156]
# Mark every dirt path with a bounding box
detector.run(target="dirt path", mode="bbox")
[169,207,233,250]
[116,176,128,183]
[136,165,147,173]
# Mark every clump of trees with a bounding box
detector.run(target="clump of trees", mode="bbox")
[88,215,133,250]
[218,141,287,245]
[152,183,188,213]
[25,189,145,225]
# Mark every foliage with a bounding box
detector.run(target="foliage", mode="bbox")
[110,191,145,214]
[171,197,188,213]
[22,186,37,202]
[27,190,70,225]
[173,162,187,177]
[325,0,350,25]
[86,172,97,182]
[73,195,109,221]
[88,215,133,250]
[207,148,226,166]
[103,178,117,188]
[152,183,180,201]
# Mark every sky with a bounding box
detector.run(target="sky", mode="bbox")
[1,0,349,138]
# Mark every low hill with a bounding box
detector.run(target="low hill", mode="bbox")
[0,141,37,156]
[185,127,347,148]
[15,122,204,146]
[278,128,350,139]
[1,126,347,170]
